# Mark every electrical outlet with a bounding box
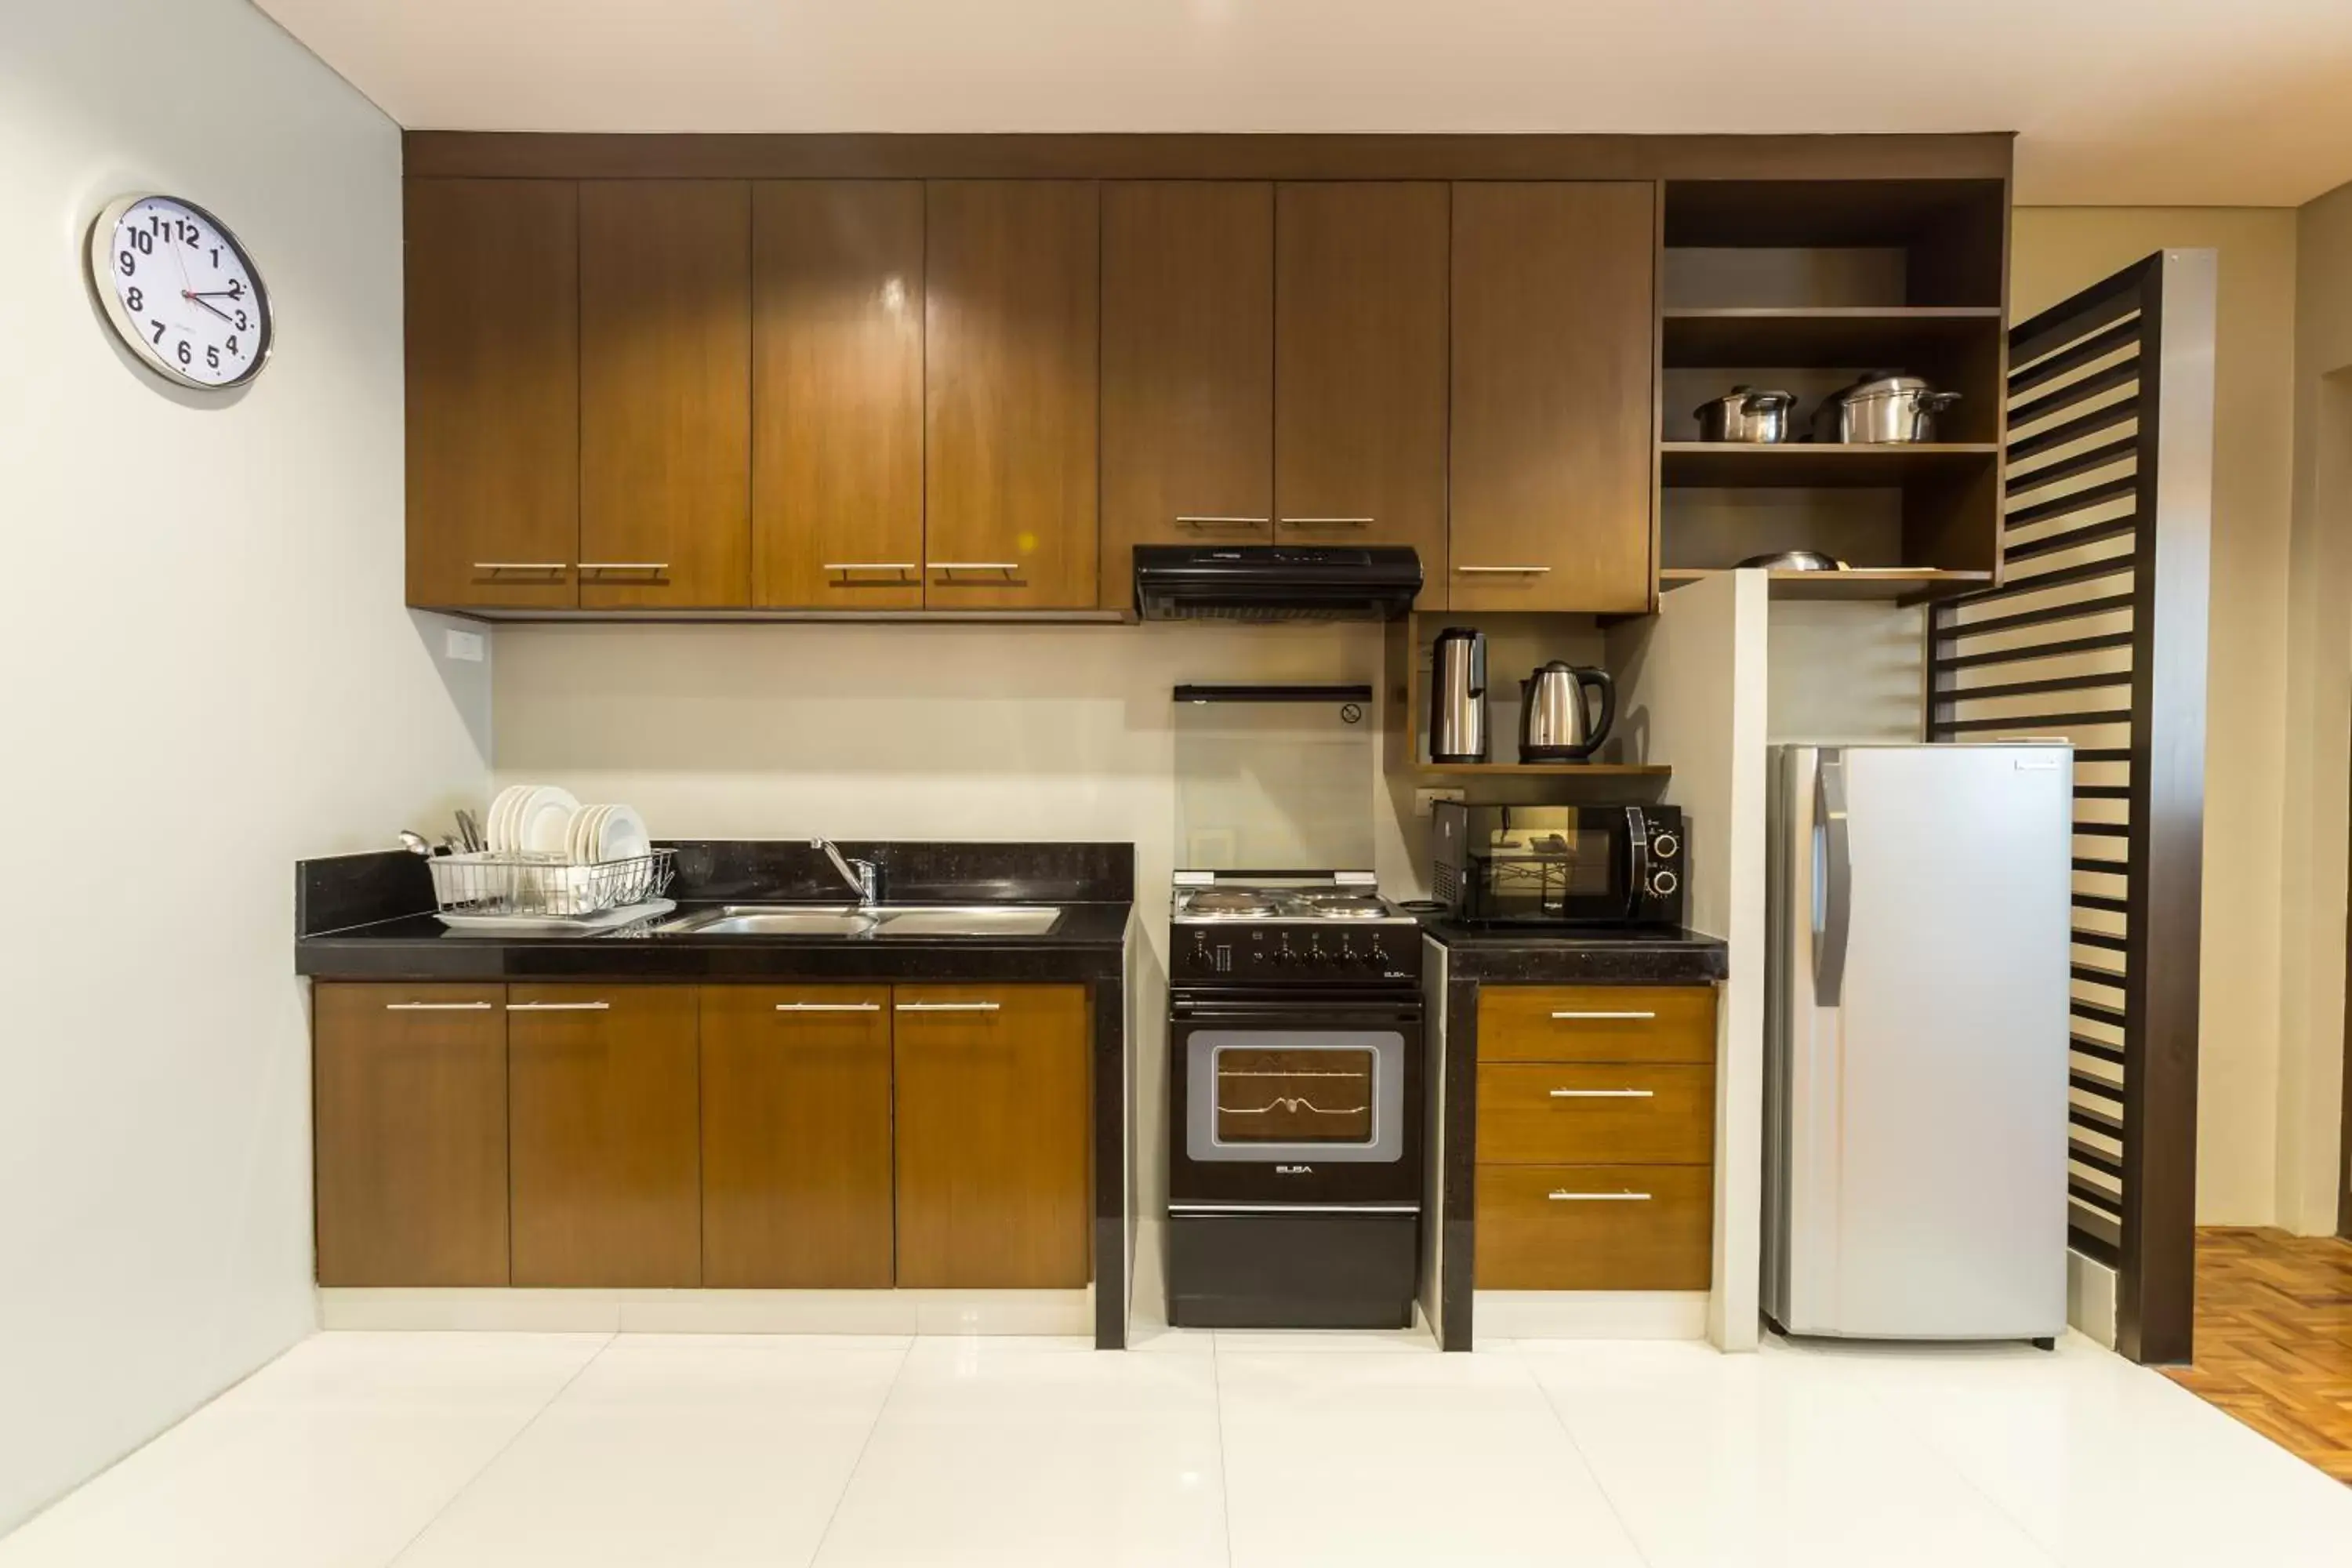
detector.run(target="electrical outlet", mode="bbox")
[443,628,485,663]
[1413,787,1466,818]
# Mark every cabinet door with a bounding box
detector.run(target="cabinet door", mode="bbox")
[579,180,751,608]
[1100,181,1275,607]
[1274,182,1449,600]
[509,985,701,1287]
[752,181,926,609]
[924,180,1099,609]
[893,984,1090,1287]
[405,180,579,609]
[313,983,509,1286]
[700,985,895,1287]
[1450,183,1655,612]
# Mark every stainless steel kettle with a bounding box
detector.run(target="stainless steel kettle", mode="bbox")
[1429,627,1489,764]
[1519,662,1616,763]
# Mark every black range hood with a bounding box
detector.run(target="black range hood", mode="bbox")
[1133,545,1422,622]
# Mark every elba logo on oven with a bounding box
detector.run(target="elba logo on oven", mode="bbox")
[1276,1164,1314,1175]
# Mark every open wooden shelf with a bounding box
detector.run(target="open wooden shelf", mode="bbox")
[1658,566,1991,601]
[1659,441,1998,488]
[1661,307,2004,368]
[1414,761,1672,779]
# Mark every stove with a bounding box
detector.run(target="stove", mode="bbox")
[1165,871,1425,1330]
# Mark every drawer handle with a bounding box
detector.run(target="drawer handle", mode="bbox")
[821,562,916,575]
[579,561,670,572]
[505,1001,612,1011]
[895,1001,1001,1013]
[1548,1088,1655,1098]
[775,1002,883,1013]
[1548,1189,1652,1202]
[928,562,1019,574]
[1175,516,1270,528]
[471,561,568,572]
[1550,1011,1657,1021]
[1279,517,1373,528]
[1455,565,1553,575]
[384,1000,494,1011]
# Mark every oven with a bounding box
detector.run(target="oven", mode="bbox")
[1166,984,1424,1327]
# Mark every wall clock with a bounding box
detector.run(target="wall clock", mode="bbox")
[87,194,273,390]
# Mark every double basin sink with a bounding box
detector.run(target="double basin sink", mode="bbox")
[651,904,1062,938]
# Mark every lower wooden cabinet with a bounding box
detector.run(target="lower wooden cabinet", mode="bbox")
[699,985,895,1287]
[507,985,702,1287]
[1475,1163,1714,1291]
[893,984,1091,1287]
[313,983,510,1286]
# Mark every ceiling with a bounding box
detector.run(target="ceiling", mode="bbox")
[256,0,2352,206]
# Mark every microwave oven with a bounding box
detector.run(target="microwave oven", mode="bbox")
[1429,802,1686,927]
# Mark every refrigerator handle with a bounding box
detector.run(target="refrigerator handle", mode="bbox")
[1812,750,1852,1007]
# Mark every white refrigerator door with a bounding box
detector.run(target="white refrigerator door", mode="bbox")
[1775,743,2072,1339]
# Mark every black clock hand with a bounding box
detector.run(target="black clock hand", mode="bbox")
[185,292,234,325]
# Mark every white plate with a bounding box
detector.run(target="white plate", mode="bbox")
[564,803,597,866]
[436,898,675,935]
[487,784,532,853]
[595,804,651,862]
[516,786,579,855]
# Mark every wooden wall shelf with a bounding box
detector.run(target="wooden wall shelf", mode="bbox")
[1658,566,1991,601]
[1661,307,2004,368]
[1415,761,1672,779]
[1659,442,1998,488]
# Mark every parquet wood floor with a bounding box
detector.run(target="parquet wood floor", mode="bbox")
[2161,1225,2352,1483]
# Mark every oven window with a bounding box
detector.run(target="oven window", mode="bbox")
[1214,1047,1375,1145]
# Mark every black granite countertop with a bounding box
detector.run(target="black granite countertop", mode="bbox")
[1416,915,1727,985]
[296,840,1133,983]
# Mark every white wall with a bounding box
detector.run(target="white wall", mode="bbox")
[0,0,490,1531]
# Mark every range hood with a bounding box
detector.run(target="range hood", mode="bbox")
[1133,545,1422,622]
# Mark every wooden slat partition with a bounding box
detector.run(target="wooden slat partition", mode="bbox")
[1924,251,2215,1365]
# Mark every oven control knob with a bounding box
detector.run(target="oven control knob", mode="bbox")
[1649,869,1679,898]
[1650,832,1679,861]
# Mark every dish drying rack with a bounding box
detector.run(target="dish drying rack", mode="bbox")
[429,849,676,920]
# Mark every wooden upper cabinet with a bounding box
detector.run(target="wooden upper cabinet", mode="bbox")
[405,179,579,609]
[1099,182,1276,608]
[507,985,702,1287]
[1273,182,1450,602]
[751,182,926,610]
[313,983,510,1287]
[578,181,751,608]
[893,984,1091,1287]
[1450,183,1657,613]
[924,180,1100,609]
[699,985,896,1288]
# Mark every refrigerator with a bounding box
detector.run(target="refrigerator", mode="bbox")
[1765,742,2073,1341]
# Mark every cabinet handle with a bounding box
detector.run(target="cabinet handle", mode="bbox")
[1278,517,1373,528]
[821,562,916,574]
[1548,1189,1652,1202]
[1548,1087,1655,1098]
[1175,516,1270,529]
[505,1000,612,1011]
[1456,565,1553,575]
[384,1000,494,1011]
[775,1002,883,1013]
[894,1001,1001,1013]
[472,561,568,572]
[927,562,1019,574]
[1550,1011,1657,1021]
[579,562,669,572]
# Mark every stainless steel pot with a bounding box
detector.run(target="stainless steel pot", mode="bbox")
[1694,386,1798,443]
[1814,372,1962,445]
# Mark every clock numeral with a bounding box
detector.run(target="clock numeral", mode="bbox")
[129,228,154,256]
[209,248,220,267]
[176,340,191,367]
[225,335,238,357]
[205,347,220,371]
[149,320,167,345]
[124,285,143,311]
[118,250,136,277]
[234,310,248,331]
[227,279,243,300]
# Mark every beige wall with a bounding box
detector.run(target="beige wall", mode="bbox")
[2011,209,2299,1225]
[2278,183,2352,1233]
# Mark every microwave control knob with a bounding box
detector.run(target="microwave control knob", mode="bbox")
[1650,832,1679,861]
[1649,869,1679,898]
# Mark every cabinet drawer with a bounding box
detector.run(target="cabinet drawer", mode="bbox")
[1477,985,1715,1064]
[1476,1063,1713,1166]
[1475,1163,1712,1291]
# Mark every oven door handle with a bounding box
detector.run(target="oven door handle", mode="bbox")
[1171,1005,1424,1025]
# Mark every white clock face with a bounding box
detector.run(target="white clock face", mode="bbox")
[90,194,271,390]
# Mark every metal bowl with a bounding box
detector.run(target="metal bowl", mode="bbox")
[1735,550,1848,572]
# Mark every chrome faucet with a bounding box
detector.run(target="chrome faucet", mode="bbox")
[811,838,880,909]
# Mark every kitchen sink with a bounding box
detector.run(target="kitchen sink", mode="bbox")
[874,905,1063,936]
[648,904,1063,938]
[653,906,877,936]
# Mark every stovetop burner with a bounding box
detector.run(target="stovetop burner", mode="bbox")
[1182,888,1283,919]
[1174,877,1416,926]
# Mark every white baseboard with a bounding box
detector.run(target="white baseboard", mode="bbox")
[2067,1250,2118,1349]
[318,1287,1094,1336]
[1473,1290,1710,1345]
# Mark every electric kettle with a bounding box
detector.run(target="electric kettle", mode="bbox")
[1519,662,1616,763]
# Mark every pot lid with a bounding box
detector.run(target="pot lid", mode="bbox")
[1842,370,1934,398]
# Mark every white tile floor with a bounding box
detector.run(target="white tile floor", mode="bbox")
[3,1328,2348,1567]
